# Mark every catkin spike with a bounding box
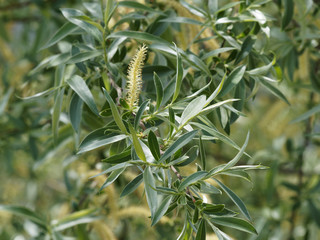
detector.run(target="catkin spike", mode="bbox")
[126,44,148,109]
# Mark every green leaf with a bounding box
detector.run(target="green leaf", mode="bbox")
[118,1,160,13]
[102,149,131,164]
[160,17,203,26]
[235,36,255,64]
[52,209,99,231]
[151,195,173,226]
[201,47,235,60]
[0,87,13,115]
[282,0,294,30]
[178,171,207,191]
[66,75,99,115]
[108,31,171,45]
[246,54,276,76]
[134,100,149,130]
[223,132,250,170]
[209,217,257,235]
[20,86,61,100]
[100,167,126,190]
[153,72,163,110]
[78,129,127,154]
[144,166,158,217]
[148,131,160,161]
[195,218,206,240]
[191,122,244,154]
[219,66,246,97]
[290,104,320,124]
[175,146,199,167]
[69,94,83,133]
[208,221,232,240]
[53,87,65,144]
[0,205,47,229]
[308,199,320,227]
[129,124,147,162]
[60,8,102,41]
[171,44,183,104]
[203,203,225,214]
[66,50,102,64]
[160,130,198,163]
[120,173,143,197]
[199,135,206,170]
[41,22,78,50]
[102,88,128,133]
[205,73,226,106]
[180,95,207,128]
[214,179,251,221]
[90,163,132,179]
[200,181,222,195]
[259,77,290,105]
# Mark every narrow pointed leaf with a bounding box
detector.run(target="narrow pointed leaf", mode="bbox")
[0,205,47,229]
[171,44,183,104]
[41,22,78,50]
[134,100,149,130]
[120,173,143,197]
[219,65,246,97]
[209,217,257,235]
[144,166,158,217]
[180,95,206,127]
[178,171,207,191]
[100,167,126,190]
[102,88,128,133]
[78,128,127,154]
[160,130,198,163]
[195,218,206,240]
[129,124,146,162]
[153,72,163,110]
[151,196,173,226]
[223,132,250,170]
[214,179,251,221]
[67,75,99,115]
[148,131,160,161]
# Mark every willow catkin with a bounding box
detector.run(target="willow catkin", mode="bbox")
[126,44,148,110]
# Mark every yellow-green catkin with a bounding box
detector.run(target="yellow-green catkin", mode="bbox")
[126,44,148,110]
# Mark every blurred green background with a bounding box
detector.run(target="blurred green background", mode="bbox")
[1,0,320,239]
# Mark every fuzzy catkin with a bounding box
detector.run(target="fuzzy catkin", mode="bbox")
[126,44,148,109]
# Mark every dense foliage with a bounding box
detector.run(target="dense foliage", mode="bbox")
[0,0,320,239]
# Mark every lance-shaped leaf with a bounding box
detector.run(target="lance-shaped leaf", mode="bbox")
[214,179,251,221]
[100,167,126,190]
[153,72,163,110]
[66,75,99,115]
[171,43,183,104]
[219,65,246,97]
[134,100,149,130]
[209,217,257,235]
[151,195,173,226]
[148,130,160,161]
[41,22,79,50]
[223,132,250,171]
[160,130,198,163]
[102,88,128,133]
[195,218,206,240]
[180,95,207,128]
[0,205,47,230]
[144,166,158,218]
[178,171,207,191]
[78,128,127,154]
[129,124,146,162]
[52,209,99,231]
[120,173,143,197]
